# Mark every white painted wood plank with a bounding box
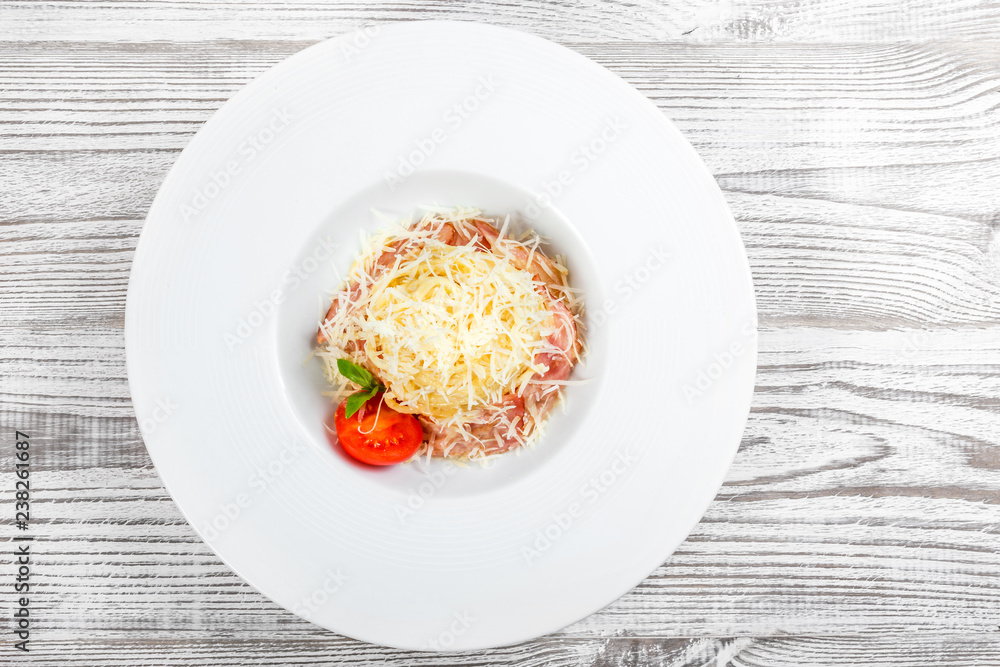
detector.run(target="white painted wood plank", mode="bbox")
[15,635,1000,667]
[1,0,999,43]
[5,41,1000,169]
[4,199,999,330]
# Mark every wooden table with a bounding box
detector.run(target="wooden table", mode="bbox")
[3,2,1000,665]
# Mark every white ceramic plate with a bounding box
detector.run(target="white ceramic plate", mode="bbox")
[126,21,756,651]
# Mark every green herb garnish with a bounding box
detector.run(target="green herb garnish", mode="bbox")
[337,358,384,418]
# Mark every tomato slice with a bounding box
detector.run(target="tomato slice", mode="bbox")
[333,392,424,465]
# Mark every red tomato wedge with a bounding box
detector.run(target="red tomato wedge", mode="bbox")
[333,393,423,465]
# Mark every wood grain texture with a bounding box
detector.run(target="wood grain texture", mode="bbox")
[3,2,1000,665]
[15,635,1000,667]
[1,0,1000,43]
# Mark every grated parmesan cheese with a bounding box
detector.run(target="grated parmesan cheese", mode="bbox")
[316,206,581,457]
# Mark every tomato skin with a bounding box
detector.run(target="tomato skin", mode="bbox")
[333,393,424,465]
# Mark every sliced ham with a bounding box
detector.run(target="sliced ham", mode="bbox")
[472,219,564,289]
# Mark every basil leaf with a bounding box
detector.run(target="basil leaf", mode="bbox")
[337,358,375,389]
[344,387,379,418]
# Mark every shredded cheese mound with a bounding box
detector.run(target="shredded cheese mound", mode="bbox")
[316,207,571,433]
[356,241,554,421]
